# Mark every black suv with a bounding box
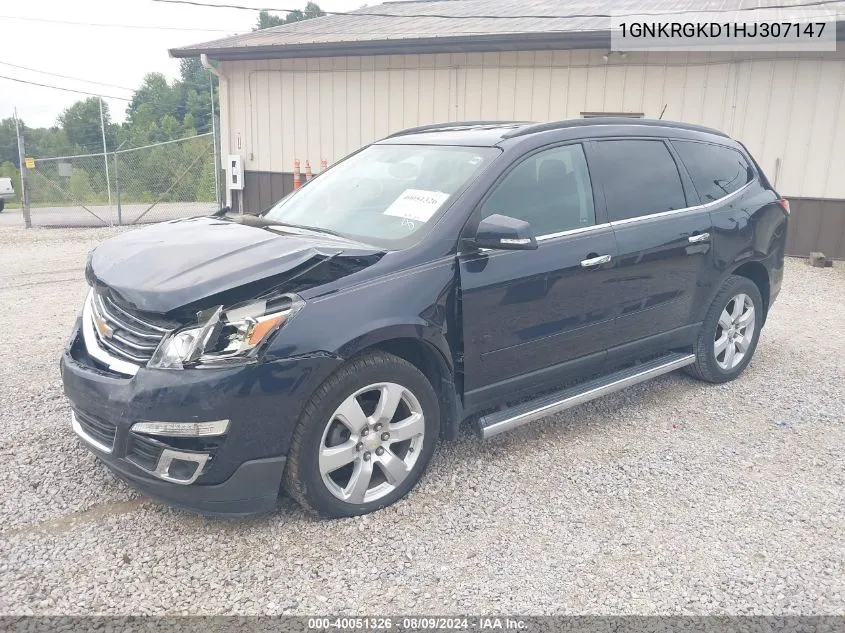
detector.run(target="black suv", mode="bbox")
[61,119,788,518]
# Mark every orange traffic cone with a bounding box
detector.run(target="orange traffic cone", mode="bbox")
[320,158,328,172]
[304,160,313,182]
[293,159,301,189]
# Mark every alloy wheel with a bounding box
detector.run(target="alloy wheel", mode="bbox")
[714,292,756,370]
[318,382,425,504]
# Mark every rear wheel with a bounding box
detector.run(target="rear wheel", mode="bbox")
[0,200,5,212]
[687,275,763,383]
[283,351,439,518]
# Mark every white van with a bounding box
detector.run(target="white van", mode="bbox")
[0,177,15,212]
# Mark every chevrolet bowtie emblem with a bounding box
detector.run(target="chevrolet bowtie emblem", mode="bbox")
[95,316,115,339]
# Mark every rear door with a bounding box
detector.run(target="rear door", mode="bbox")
[671,138,757,271]
[458,142,618,406]
[591,138,714,353]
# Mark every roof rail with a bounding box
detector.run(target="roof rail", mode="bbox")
[386,121,530,138]
[501,118,729,139]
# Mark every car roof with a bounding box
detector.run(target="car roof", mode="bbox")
[377,118,731,147]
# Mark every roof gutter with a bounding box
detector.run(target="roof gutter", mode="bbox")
[173,21,845,61]
[171,31,611,60]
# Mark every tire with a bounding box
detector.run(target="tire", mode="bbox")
[0,200,4,213]
[686,275,764,383]
[283,351,439,518]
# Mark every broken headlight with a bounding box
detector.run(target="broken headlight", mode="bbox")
[148,294,304,370]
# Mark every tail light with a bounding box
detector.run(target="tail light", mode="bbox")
[778,198,790,215]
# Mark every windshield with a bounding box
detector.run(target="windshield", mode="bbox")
[263,144,500,248]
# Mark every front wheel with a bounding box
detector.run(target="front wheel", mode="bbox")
[687,275,764,383]
[0,200,5,212]
[283,351,439,518]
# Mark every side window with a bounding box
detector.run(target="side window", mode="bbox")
[673,140,752,203]
[481,144,596,236]
[596,140,687,221]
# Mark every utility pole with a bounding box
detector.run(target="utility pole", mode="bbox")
[209,74,221,208]
[13,108,31,229]
[99,97,113,219]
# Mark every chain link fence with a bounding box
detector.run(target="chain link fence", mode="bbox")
[24,133,220,228]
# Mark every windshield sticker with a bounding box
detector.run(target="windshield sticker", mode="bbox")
[383,189,450,222]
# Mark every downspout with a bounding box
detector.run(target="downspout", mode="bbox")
[201,55,230,209]
[200,53,222,79]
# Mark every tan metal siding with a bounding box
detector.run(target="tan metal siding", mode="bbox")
[220,49,845,199]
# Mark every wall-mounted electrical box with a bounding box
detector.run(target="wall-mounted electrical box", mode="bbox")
[227,154,244,190]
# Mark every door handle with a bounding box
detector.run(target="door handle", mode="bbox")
[688,232,710,244]
[580,254,612,268]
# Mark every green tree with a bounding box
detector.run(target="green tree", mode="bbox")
[255,9,285,29]
[27,126,73,159]
[0,118,19,166]
[69,169,95,202]
[254,2,324,30]
[301,2,325,20]
[160,114,182,141]
[58,98,117,153]
[126,73,181,131]
[177,57,215,134]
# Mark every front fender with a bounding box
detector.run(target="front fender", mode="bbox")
[266,256,459,367]
[333,320,455,373]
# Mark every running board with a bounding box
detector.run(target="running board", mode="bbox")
[477,352,695,440]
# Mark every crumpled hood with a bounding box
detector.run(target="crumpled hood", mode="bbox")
[88,216,383,313]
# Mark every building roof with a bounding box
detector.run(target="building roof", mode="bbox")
[170,0,845,60]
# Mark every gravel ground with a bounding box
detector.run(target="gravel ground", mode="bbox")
[0,226,843,616]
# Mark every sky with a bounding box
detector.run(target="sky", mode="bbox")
[0,0,390,128]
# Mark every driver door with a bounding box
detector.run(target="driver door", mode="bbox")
[458,143,618,409]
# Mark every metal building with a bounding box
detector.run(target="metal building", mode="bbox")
[172,0,845,258]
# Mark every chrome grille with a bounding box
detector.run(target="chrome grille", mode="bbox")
[87,290,170,366]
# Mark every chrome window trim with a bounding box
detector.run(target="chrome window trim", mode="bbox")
[81,290,140,377]
[609,180,754,227]
[468,222,611,254]
[536,222,612,241]
[462,176,753,255]
[71,411,114,454]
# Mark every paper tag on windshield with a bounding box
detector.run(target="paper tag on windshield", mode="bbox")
[383,189,450,223]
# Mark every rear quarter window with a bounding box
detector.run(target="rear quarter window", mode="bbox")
[672,140,752,203]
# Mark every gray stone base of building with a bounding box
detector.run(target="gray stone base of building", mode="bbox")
[235,171,295,216]
[786,198,845,260]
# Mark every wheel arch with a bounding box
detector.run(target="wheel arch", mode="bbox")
[355,336,463,442]
[729,260,771,324]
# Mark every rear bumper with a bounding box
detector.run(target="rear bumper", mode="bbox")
[60,318,342,516]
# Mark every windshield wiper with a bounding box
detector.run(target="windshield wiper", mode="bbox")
[218,213,296,229]
[264,222,348,240]
[222,213,376,247]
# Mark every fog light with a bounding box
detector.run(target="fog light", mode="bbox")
[167,459,200,481]
[132,419,229,437]
[153,448,210,485]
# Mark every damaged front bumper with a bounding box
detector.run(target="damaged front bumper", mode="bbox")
[60,318,343,516]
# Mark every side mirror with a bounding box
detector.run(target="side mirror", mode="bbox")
[469,213,538,250]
